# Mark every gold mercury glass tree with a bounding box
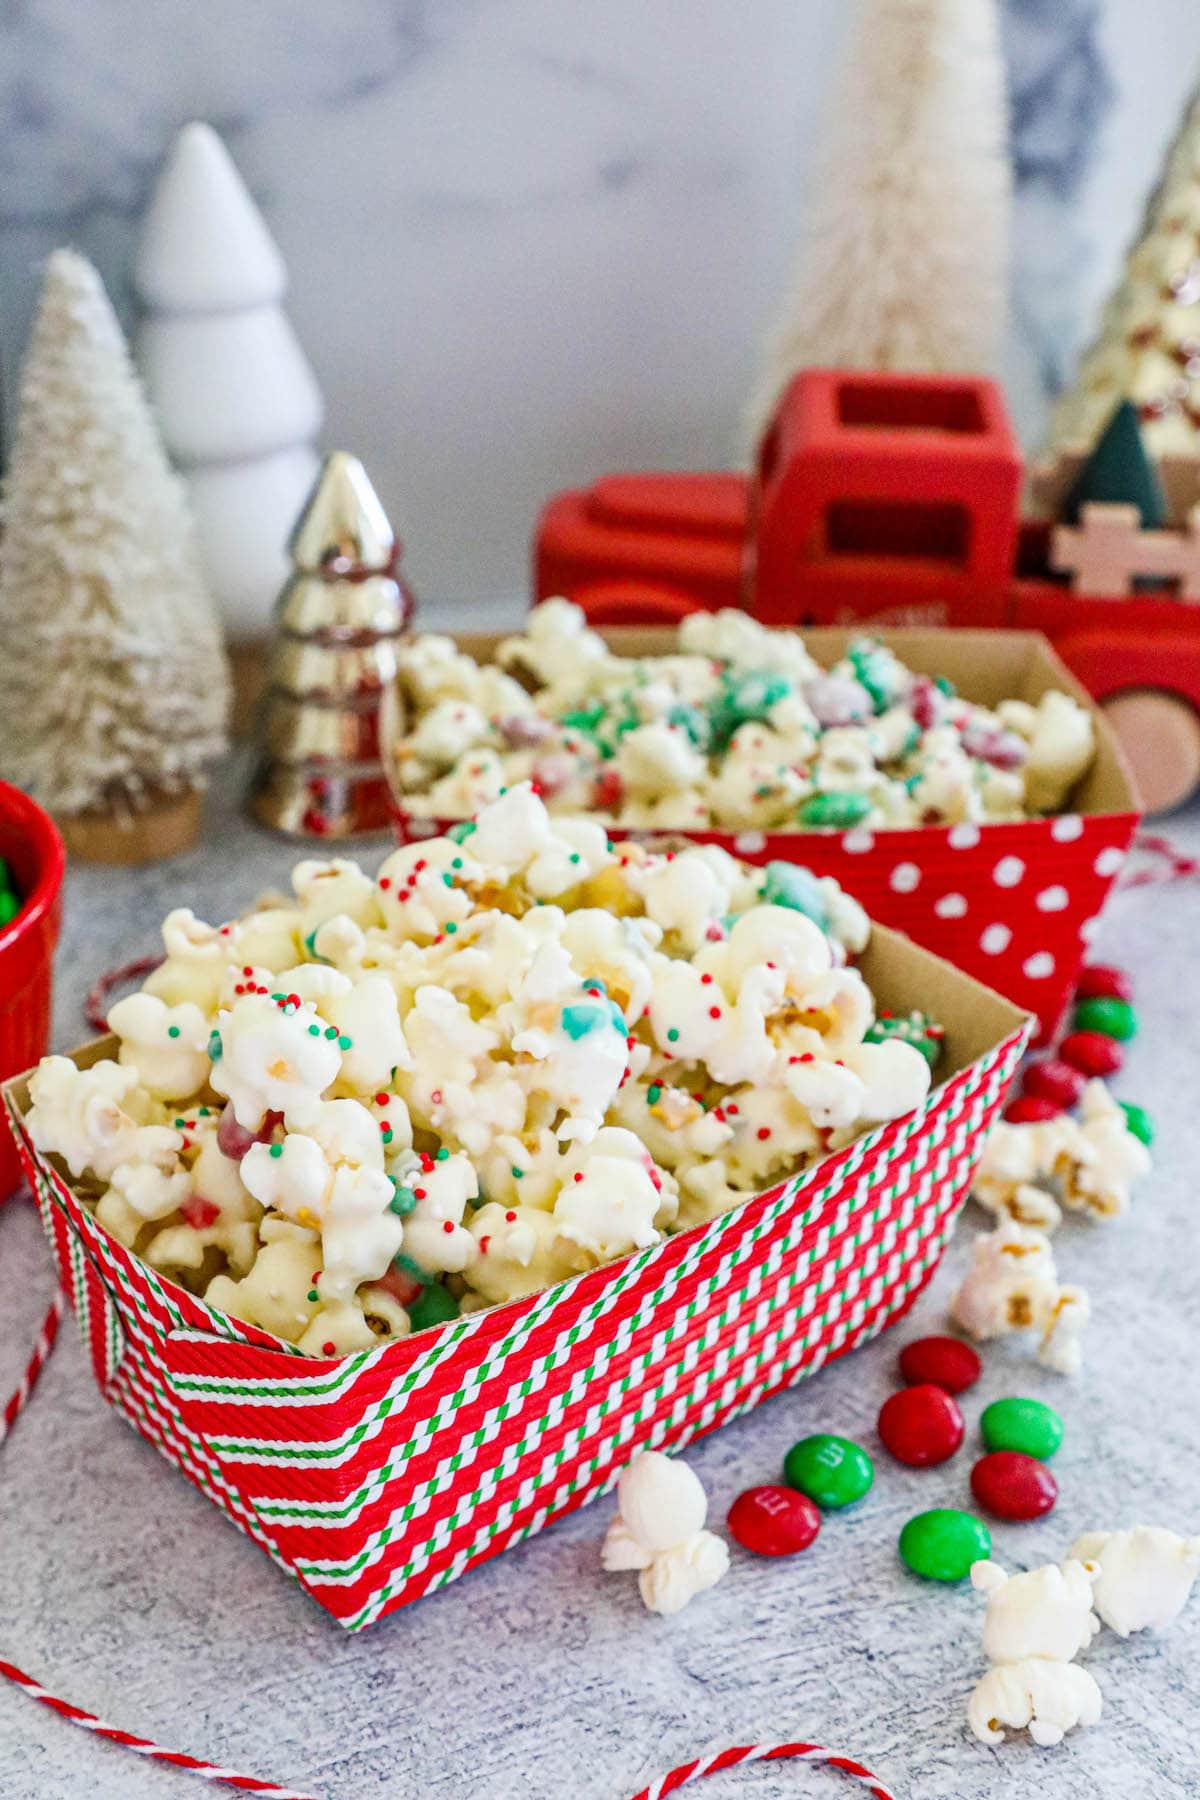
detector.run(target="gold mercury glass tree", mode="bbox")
[247,452,414,838]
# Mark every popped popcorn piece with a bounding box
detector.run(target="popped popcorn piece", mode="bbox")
[554,1128,667,1261]
[967,1658,1103,1748]
[291,857,381,933]
[395,1149,478,1275]
[242,1123,402,1303]
[951,1221,1088,1374]
[107,992,211,1101]
[496,596,608,688]
[967,1558,1104,1748]
[467,1201,580,1305]
[209,992,343,1130]
[971,1558,1102,1665]
[1070,1528,1200,1636]
[107,1160,191,1224]
[602,1449,729,1616]
[1054,1082,1152,1221]
[26,1057,182,1184]
[143,908,228,1012]
[206,1239,324,1342]
[1038,1284,1090,1376]
[1023,691,1096,813]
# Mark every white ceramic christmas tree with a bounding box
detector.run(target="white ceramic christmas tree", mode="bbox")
[133,121,324,640]
[745,0,1010,447]
[0,249,229,861]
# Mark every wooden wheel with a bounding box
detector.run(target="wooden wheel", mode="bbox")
[1102,689,1200,815]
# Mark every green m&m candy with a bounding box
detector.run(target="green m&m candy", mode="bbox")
[0,890,19,927]
[760,861,828,931]
[1072,995,1137,1041]
[408,1280,459,1333]
[1120,1101,1155,1147]
[798,791,872,830]
[980,1396,1063,1461]
[784,1433,874,1509]
[899,1508,991,1582]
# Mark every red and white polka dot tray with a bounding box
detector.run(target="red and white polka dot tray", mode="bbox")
[390,628,1140,1041]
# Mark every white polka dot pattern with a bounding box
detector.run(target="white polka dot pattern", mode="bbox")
[980,923,1012,955]
[841,828,874,854]
[1051,815,1083,842]
[889,862,920,893]
[948,824,981,849]
[993,855,1025,888]
[1035,885,1069,912]
[1095,846,1125,877]
[1023,952,1055,979]
[934,892,967,919]
[733,830,767,855]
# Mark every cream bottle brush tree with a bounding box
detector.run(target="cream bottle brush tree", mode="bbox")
[0,249,229,861]
[134,120,324,641]
[744,0,1011,450]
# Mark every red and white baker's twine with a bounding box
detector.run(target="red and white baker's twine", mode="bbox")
[0,1298,892,1800]
[0,1288,64,1448]
[1121,830,1200,891]
[84,952,164,1034]
[0,1659,320,1799]
[628,1741,896,1800]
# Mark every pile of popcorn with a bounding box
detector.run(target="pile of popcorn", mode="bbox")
[390,601,1097,831]
[25,786,938,1357]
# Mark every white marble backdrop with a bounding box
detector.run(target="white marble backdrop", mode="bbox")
[1,0,1199,612]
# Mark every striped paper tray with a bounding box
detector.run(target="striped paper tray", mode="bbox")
[387,627,1140,1042]
[4,926,1029,1630]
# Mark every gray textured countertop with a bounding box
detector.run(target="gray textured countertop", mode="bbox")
[2,755,1198,1800]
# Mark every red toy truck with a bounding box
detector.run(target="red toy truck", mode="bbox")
[535,369,1200,810]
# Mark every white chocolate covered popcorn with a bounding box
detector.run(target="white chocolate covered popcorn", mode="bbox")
[28,786,941,1355]
[602,1449,729,1616]
[210,993,343,1130]
[107,993,211,1102]
[26,1058,181,1184]
[1070,1528,1200,1637]
[394,606,1096,829]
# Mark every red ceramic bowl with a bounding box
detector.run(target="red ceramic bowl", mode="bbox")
[0,783,65,1199]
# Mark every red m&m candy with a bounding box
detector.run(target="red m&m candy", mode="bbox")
[1003,1095,1061,1124]
[898,1336,982,1396]
[1022,1058,1086,1110]
[1059,1029,1124,1078]
[878,1384,964,1467]
[728,1485,821,1556]
[1076,964,1133,1002]
[970,1451,1058,1521]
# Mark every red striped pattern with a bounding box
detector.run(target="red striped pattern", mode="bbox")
[0,1289,64,1447]
[629,1740,896,1800]
[0,1658,319,1798]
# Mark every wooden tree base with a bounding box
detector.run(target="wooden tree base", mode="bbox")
[56,788,203,866]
